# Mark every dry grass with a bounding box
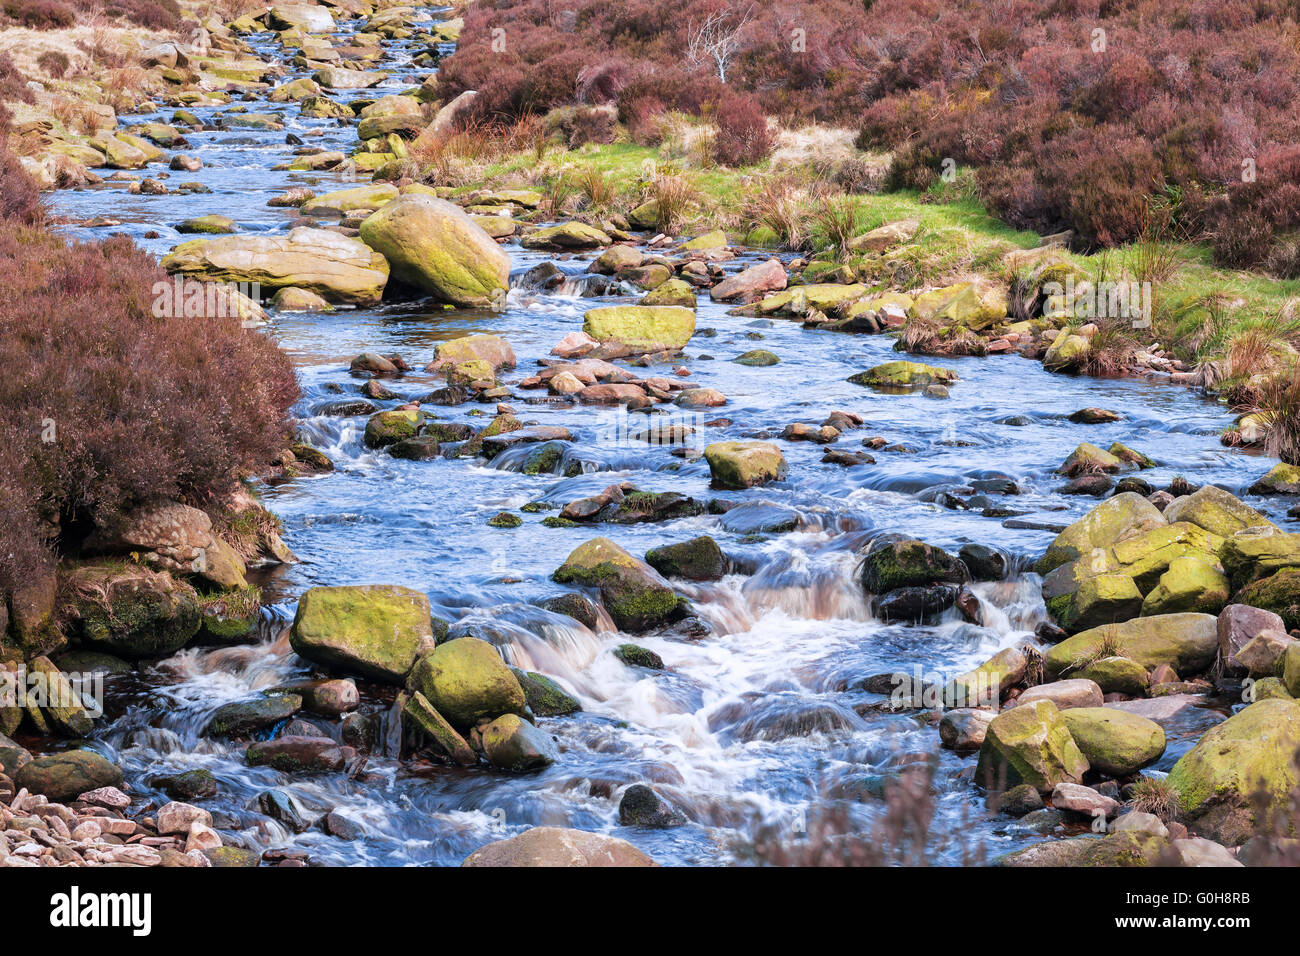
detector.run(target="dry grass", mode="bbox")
[810,188,860,258]
[641,170,701,234]
[743,174,812,251]
[1129,775,1180,823]
[1254,366,1300,466]
[770,125,888,192]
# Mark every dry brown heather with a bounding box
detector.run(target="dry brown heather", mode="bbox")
[0,136,298,595]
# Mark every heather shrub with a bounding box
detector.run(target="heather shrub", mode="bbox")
[0,148,298,595]
[3,0,75,28]
[37,50,70,78]
[712,91,774,168]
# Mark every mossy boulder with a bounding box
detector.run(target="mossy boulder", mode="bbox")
[364,409,425,448]
[703,441,787,489]
[641,278,697,308]
[1074,656,1149,697]
[521,221,611,249]
[1249,463,1300,496]
[1163,485,1276,538]
[16,750,123,802]
[859,536,968,594]
[1045,613,1219,679]
[645,536,727,581]
[1058,707,1165,777]
[733,349,780,367]
[177,214,237,234]
[910,280,1006,331]
[582,305,696,353]
[78,575,201,659]
[1058,442,1123,477]
[1165,698,1300,845]
[290,585,436,683]
[205,692,301,737]
[428,333,516,372]
[511,668,581,717]
[1220,528,1300,590]
[1233,568,1300,631]
[552,537,686,632]
[479,713,558,771]
[1285,643,1300,698]
[1051,573,1143,633]
[847,360,957,391]
[1035,493,1167,576]
[614,643,664,669]
[26,656,94,737]
[402,691,476,765]
[407,637,526,729]
[975,699,1090,793]
[358,195,510,307]
[1043,333,1090,372]
[1140,555,1230,616]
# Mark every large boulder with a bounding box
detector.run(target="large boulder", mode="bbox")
[358,195,510,307]
[521,221,610,249]
[1163,485,1276,539]
[300,183,399,218]
[582,306,696,354]
[909,279,1007,331]
[290,585,436,683]
[1035,493,1167,576]
[1220,528,1300,590]
[426,334,516,372]
[267,3,335,31]
[859,536,968,594]
[77,571,201,659]
[406,637,526,729]
[552,537,685,632]
[644,536,727,581]
[703,441,788,490]
[1058,707,1165,777]
[1140,555,1230,616]
[16,750,124,802]
[1044,613,1219,679]
[1249,463,1300,495]
[1165,699,1300,845]
[479,714,558,771]
[975,699,1089,793]
[709,258,787,302]
[161,227,389,306]
[462,827,656,867]
[1233,568,1300,631]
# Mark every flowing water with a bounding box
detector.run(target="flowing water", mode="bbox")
[47,7,1291,865]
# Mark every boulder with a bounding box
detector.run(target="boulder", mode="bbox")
[703,441,788,489]
[358,195,510,307]
[1140,555,1230,616]
[206,693,301,737]
[1051,781,1119,818]
[847,360,957,391]
[245,736,348,773]
[1163,485,1275,538]
[1165,699,1300,845]
[16,750,123,802]
[1232,568,1300,631]
[709,258,787,302]
[1035,493,1167,576]
[618,784,688,827]
[1220,528,1300,590]
[849,218,919,253]
[1249,463,1300,496]
[479,714,558,771]
[859,536,967,594]
[645,536,727,581]
[1058,707,1165,776]
[975,699,1089,793]
[426,333,515,372]
[1074,656,1149,697]
[910,279,1007,331]
[552,538,685,632]
[582,306,696,354]
[1219,603,1287,667]
[939,707,996,751]
[290,585,436,683]
[1045,613,1219,678]
[462,827,656,867]
[521,221,610,249]
[402,691,477,765]
[406,637,526,728]
[77,572,201,659]
[364,409,424,448]
[1013,678,1105,711]
[300,182,398,218]
[162,227,389,306]
[511,669,581,717]
[1058,442,1122,477]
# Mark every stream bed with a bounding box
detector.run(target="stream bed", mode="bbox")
[46,7,1290,866]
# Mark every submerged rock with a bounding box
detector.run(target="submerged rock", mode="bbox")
[619,783,688,827]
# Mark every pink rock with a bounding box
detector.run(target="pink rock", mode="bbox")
[77,786,131,810]
[156,801,213,836]
[709,258,787,303]
[551,331,598,358]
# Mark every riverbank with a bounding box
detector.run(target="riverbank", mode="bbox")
[2,0,1300,868]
